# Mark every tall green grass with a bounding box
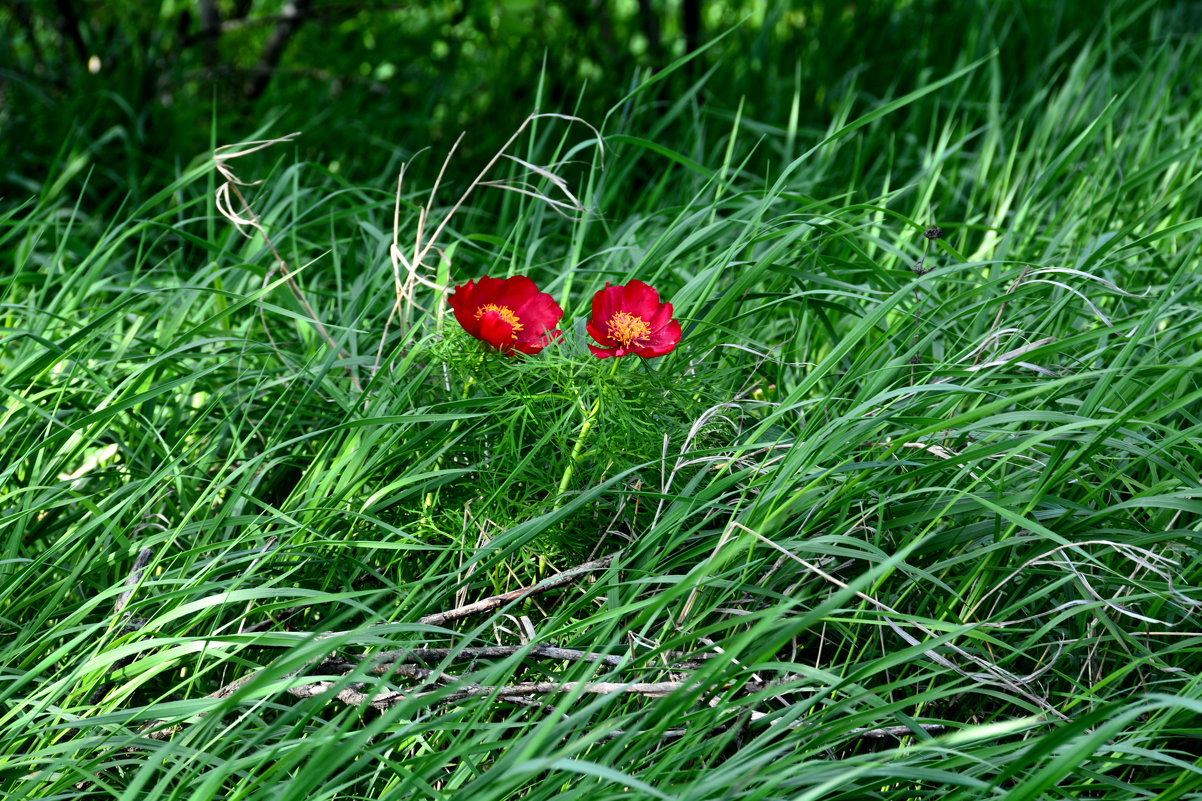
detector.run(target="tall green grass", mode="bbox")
[3,4,1201,799]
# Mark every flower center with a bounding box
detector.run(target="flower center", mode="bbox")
[476,303,523,332]
[606,311,651,349]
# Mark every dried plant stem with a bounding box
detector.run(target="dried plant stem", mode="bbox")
[376,113,602,375]
[974,265,1031,366]
[226,180,362,392]
[113,547,154,617]
[736,522,1070,721]
[423,371,477,511]
[417,552,619,627]
[79,548,155,713]
[321,643,718,672]
[214,134,363,393]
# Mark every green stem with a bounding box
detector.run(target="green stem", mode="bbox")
[555,358,619,504]
[424,369,477,513]
[556,396,600,500]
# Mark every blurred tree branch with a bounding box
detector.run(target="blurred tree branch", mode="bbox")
[197,0,220,68]
[13,2,47,71]
[54,0,88,64]
[637,0,662,63]
[245,0,315,100]
[682,0,700,53]
[231,0,255,22]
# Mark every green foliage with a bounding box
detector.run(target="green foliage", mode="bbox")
[3,0,1202,798]
[6,0,1184,208]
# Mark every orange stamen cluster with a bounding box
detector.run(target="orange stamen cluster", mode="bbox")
[606,311,651,349]
[476,303,523,332]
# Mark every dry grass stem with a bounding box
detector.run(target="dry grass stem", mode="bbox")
[375,114,601,374]
[214,133,364,392]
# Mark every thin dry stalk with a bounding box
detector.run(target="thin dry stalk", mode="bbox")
[418,552,619,628]
[375,114,602,375]
[747,708,950,739]
[113,547,155,618]
[974,266,1031,366]
[964,335,1058,376]
[80,548,156,711]
[214,133,363,392]
[356,643,717,672]
[736,522,1070,720]
[677,520,737,627]
[971,539,1197,626]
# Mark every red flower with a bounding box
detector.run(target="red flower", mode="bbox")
[449,275,563,355]
[586,279,681,358]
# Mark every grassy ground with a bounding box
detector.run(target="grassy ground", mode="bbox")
[3,3,1202,799]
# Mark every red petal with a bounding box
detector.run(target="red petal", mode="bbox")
[513,327,561,355]
[636,319,681,357]
[620,279,662,318]
[587,280,680,358]
[586,318,614,348]
[512,292,564,347]
[647,318,682,345]
[511,340,541,355]
[646,301,674,332]
[452,275,564,355]
[477,308,517,353]
[449,279,481,337]
[470,275,503,301]
[487,274,539,307]
[590,283,624,322]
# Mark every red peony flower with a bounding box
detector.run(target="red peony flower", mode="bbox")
[586,279,682,358]
[449,275,563,355]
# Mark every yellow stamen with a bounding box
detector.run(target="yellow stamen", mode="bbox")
[606,311,651,349]
[476,304,523,332]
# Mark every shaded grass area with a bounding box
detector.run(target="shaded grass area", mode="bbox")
[2,3,1202,799]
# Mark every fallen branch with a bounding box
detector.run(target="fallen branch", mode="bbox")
[748,709,950,739]
[358,643,717,672]
[236,551,622,640]
[84,548,156,710]
[102,547,955,750]
[177,655,952,743]
[276,676,702,712]
[244,0,315,100]
[417,552,619,628]
[241,605,305,634]
[142,661,701,736]
[853,723,949,739]
[434,678,691,704]
[113,547,154,617]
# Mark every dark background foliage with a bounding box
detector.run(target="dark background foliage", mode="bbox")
[2,0,1177,211]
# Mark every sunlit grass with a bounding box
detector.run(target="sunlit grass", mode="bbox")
[3,3,1202,799]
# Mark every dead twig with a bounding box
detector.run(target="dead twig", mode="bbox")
[244,0,314,99]
[417,552,619,628]
[375,113,603,375]
[142,662,700,737]
[432,679,691,705]
[240,605,306,634]
[113,547,154,618]
[363,643,718,671]
[736,522,1070,721]
[853,723,949,738]
[748,709,951,740]
[214,133,364,393]
[75,548,156,732]
[974,265,1031,366]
